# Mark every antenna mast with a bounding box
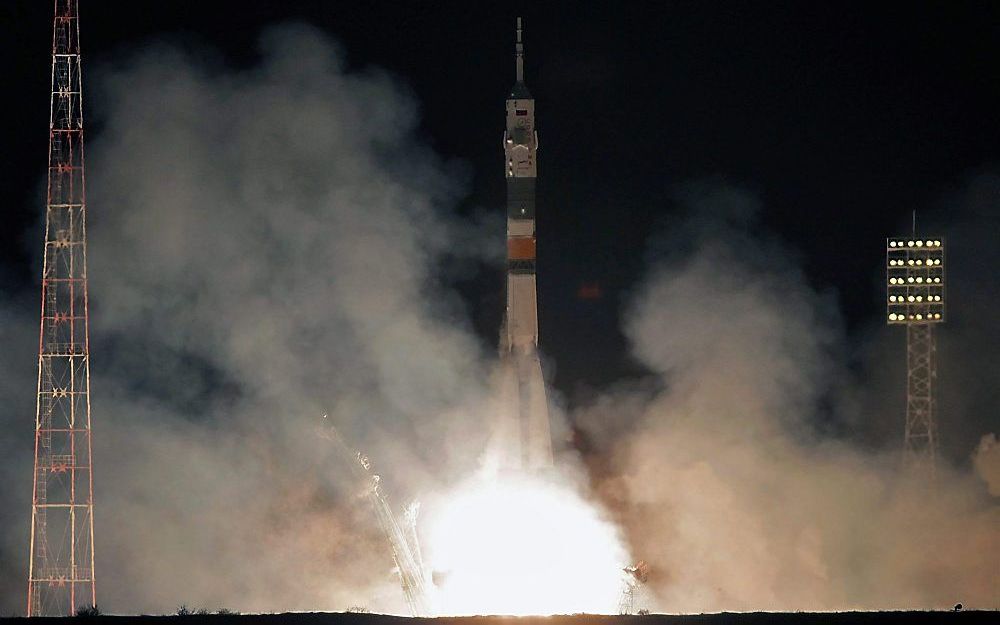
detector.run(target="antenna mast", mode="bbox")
[27,0,97,615]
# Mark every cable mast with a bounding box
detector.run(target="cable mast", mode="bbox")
[319,418,432,616]
[27,0,97,615]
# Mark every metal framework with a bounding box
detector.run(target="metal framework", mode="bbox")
[617,561,650,615]
[319,418,432,616]
[886,237,945,480]
[28,0,96,616]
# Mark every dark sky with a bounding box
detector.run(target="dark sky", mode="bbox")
[2,1,999,399]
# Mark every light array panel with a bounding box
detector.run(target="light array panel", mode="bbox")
[886,237,945,324]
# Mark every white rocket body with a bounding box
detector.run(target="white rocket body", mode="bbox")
[495,18,554,471]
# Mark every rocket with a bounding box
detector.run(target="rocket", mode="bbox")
[495,18,554,471]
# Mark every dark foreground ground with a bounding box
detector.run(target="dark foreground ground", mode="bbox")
[1,611,995,625]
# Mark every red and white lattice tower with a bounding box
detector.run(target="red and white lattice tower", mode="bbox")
[27,0,96,616]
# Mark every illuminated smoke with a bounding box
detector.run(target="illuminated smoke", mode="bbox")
[579,182,999,611]
[0,23,493,615]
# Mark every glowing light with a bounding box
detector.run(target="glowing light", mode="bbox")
[907,240,914,246]
[425,472,629,616]
[889,313,898,320]
[925,240,933,246]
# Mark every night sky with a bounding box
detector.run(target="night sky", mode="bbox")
[2,1,999,423]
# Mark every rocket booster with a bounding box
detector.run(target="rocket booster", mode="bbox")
[497,18,553,471]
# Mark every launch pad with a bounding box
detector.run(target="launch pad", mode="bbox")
[0,610,987,624]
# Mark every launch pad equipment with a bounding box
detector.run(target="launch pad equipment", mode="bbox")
[886,237,946,481]
[319,418,432,616]
[618,561,650,615]
[28,0,97,616]
[497,18,554,471]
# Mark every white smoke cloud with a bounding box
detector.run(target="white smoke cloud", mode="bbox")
[580,182,999,612]
[1,23,498,616]
[83,23,506,614]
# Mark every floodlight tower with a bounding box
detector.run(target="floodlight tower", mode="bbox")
[27,0,96,616]
[886,236,946,481]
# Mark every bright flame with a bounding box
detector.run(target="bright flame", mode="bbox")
[424,471,630,615]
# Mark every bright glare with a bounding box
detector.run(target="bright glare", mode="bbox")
[424,471,630,616]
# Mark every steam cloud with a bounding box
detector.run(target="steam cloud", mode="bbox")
[2,24,494,615]
[0,23,997,616]
[579,183,999,611]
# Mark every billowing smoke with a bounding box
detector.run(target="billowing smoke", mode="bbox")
[578,181,999,611]
[1,23,496,615]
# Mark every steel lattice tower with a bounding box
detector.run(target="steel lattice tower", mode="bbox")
[886,236,946,481]
[27,0,96,616]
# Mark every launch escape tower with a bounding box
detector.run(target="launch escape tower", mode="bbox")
[886,235,946,481]
[28,0,97,615]
[497,18,554,471]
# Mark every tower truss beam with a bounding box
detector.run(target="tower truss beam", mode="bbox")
[904,323,938,479]
[28,0,96,616]
[887,236,945,483]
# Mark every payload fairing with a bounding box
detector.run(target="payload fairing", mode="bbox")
[496,18,554,471]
